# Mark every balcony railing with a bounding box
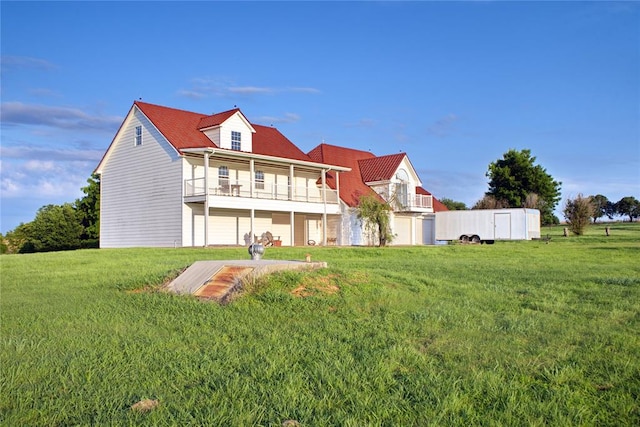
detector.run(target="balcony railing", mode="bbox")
[413,194,433,209]
[184,178,339,204]
[396,194,433,210]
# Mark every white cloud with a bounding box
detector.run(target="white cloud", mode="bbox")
[24,160,56,172]
[178,77,321,99]
[0,102,122,132]
[288,87,322,94]
[0,55,57,71]
[255,112,301,125]
[228,86,275,95]
[0,145,104,162]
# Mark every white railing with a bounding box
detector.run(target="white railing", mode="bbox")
[413,194,433,209]
[396,194,433,210]
[184,178,339,204]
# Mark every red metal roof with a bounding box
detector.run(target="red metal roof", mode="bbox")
[134,101,214,151]
[251,124,311,162]
[359,153,406,183]
[133,101,311,162]
[197,109,241,130]
[127,102,443,211]
[308,143,382,207]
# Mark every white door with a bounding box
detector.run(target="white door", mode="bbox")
[494,213,511,240]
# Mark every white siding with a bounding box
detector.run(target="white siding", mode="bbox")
[219,113,254,152]
[100,108,183,248]
[206,209,272,245]
[202,128,221,147]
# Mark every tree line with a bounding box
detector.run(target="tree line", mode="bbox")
[439,149,639,229]
[442,194,640,223]
[1,175,100,254]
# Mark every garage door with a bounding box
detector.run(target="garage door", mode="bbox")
[394,216,412,245]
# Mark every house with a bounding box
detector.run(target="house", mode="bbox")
[95,101,447,248]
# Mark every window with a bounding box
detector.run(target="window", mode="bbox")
[255,170,265,190]
[218,166,229,192]
[395,169,409,208]
[135,125,143,146]
[231,131,241,151]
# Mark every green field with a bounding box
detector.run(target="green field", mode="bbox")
[1,223,639,426]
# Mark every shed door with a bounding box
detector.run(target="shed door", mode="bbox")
[494,213,511,240]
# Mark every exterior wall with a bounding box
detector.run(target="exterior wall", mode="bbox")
[100,109,183,248]
[219,113,253,152]
[202,128,221,147]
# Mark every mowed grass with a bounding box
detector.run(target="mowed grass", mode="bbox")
[1,223,639,426]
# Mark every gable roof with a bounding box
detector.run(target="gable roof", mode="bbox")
[133,101,310,161]
[358,153,406,183]
[197,108,241,130]
[308,143,382,207]
[134,101,214,152]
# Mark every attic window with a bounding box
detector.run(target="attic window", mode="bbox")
[134,125,143,146]
[231,131,241,151]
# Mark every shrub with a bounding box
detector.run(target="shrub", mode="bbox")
[563,194,594,235]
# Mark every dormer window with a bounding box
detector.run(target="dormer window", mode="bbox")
[135,125,143,146]
[231,131,241,151]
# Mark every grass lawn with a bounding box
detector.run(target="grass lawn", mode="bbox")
[1,223,639,426]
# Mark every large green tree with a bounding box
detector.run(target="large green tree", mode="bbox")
[615,196,640,222]
[23,204,83,252]
[75,174,100,242]
[486,149,561,225]
[589,194,613,223]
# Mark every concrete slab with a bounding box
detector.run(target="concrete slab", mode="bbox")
[166,259,327,301]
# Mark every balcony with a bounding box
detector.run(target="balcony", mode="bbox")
[396,194,433,211]
[184,178,339,204]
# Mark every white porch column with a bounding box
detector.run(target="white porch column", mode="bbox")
[290,210,295,247]
[203,151,210,247]
[249,159,255,198]
[322,168,327,246]
[289,164,294,201]
[411,216,416,245]
[250,208,255,244]
[335,171,340,202]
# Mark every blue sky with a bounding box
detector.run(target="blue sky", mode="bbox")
[1,1,639,233]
